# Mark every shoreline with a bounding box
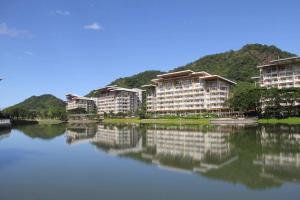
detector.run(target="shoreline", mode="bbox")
[257,117,300,125]
[9,117,300,126]
[102,117,300,125]
[102,118,210,125]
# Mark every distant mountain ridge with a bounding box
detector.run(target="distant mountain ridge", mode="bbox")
[93,44,296,93]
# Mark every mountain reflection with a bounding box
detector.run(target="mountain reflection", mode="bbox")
[65,123,300,189]
[16,124,66,139]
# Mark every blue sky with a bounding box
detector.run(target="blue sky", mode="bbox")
[1,0,300,108]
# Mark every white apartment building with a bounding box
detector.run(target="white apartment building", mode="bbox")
[252,57,300,112]
[65,94,96,113]
[93,86,143,115]
[254,56,300,89]
[142,70,236,115]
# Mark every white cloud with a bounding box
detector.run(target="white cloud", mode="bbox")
[24,51,33,56]
[83,22,103,31]
[55,10,71,16]
[0,23,32,38]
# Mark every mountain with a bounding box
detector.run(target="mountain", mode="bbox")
[3,94,66,119]
[89,44,296,92]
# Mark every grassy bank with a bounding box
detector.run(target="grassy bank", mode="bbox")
[258,117,300,124]
[103,118,211,125]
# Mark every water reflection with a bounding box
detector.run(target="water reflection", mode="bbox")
[254,126,300,183]
[66,123,97,144]
[0,128,11,141]
[15,124,65,139]
[91,124,142,155]
[13,122,300,189]
[144,125,237,173]
[69,123,300,189]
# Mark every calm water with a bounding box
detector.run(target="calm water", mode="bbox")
[1,123,300,200]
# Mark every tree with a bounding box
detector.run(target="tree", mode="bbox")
[227,82,262,115]
[262,88,300,118]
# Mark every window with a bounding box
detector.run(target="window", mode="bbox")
[175,80,182,89]
[183,79,192,88]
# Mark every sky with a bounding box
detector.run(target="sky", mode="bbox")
[1,0,300,108]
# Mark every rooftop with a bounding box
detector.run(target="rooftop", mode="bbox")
[65,94,93,101]
[257,56,300,68]
[157,70,194,79]
[152,70,235,84]
[201,75,236,85]
[95,86,144,93]
[141,84,156,88]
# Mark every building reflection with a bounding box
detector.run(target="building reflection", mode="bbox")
[254,125,300,183]
[90,124,142,155]
[66,123,97,144]
[65,123,300,189]
[144,125,237,173]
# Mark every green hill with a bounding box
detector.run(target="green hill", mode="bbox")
[3,94,66,119]
[95,44,296,91]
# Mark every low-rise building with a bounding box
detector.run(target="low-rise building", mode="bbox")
[92,86,143,115]
[142,70,236,116]
[65,94,96,113]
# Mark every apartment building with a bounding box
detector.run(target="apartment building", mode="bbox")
[65,94,96,113]
[254,56,300,89]
[93,86,143,115]
[142,70,236,115]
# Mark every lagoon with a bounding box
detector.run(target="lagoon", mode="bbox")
[0,123,300,200]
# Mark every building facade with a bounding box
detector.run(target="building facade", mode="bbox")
[65,94,97,113]
[93,86,143,115]
[142,70,236,115]
[253,57,300,112]
[255,56,300,89]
